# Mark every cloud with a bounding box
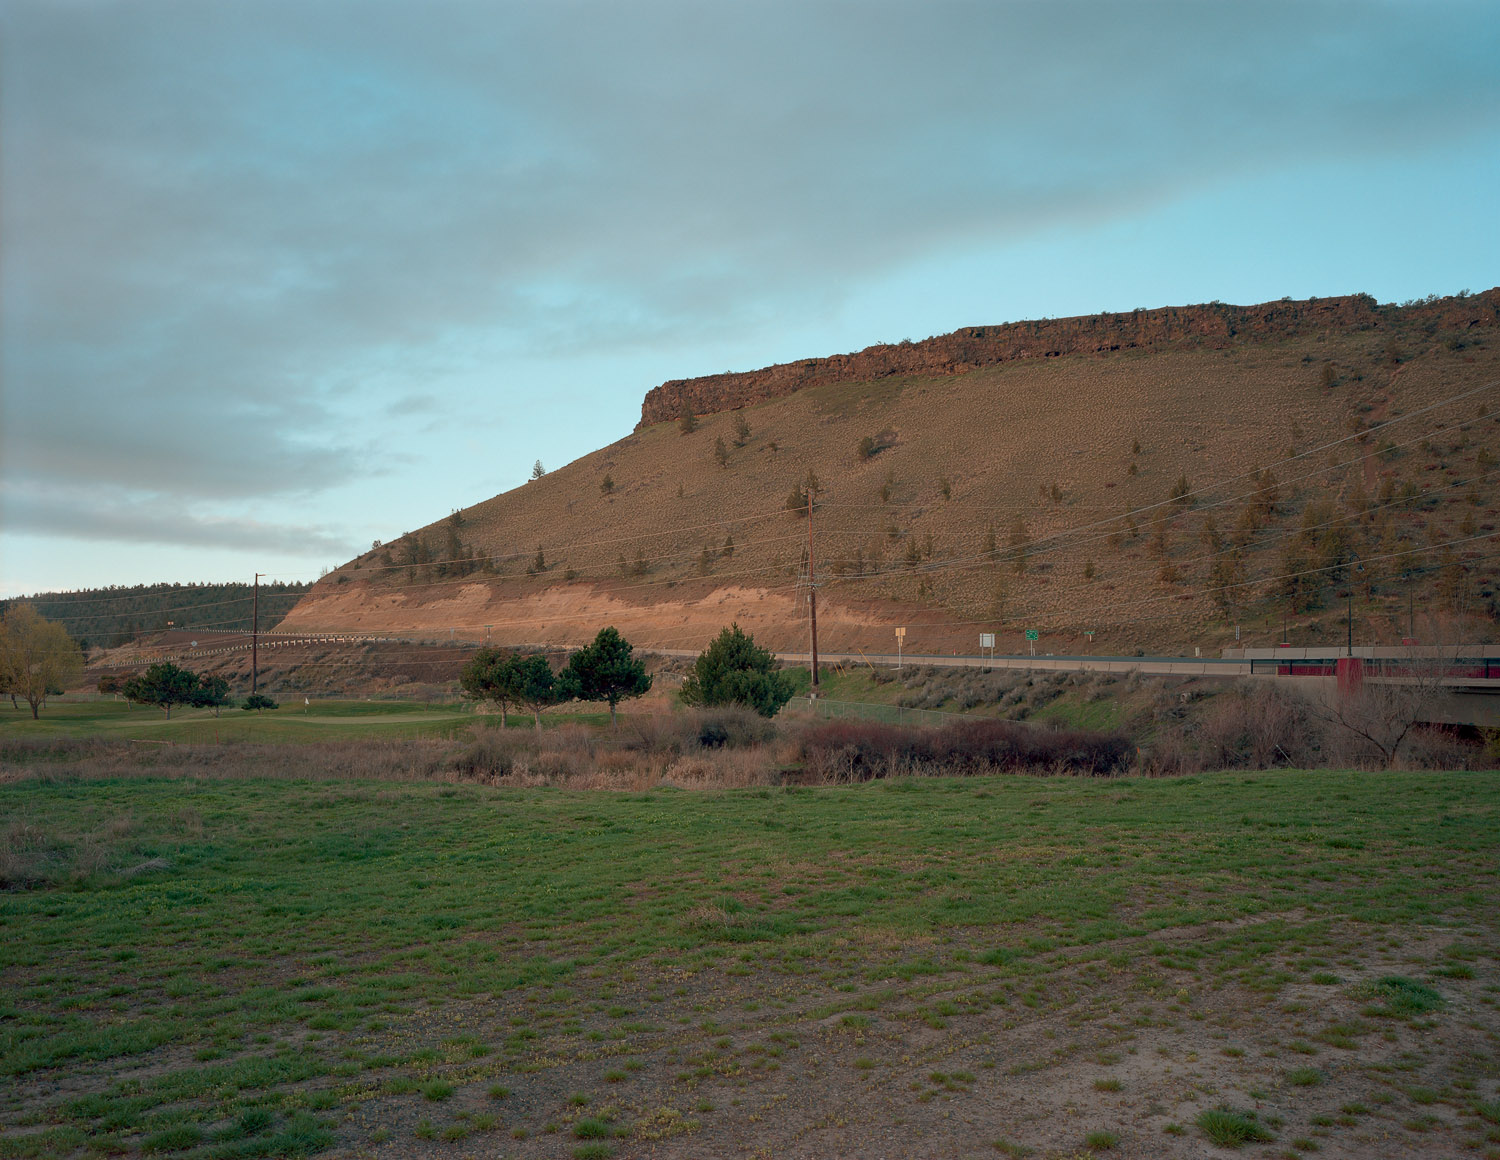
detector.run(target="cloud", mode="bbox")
[1,484,359,557]
[1,0,1497,581]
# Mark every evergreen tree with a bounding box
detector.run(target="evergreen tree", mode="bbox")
[559,627,652,728]
[121,661,202,719]
[679,623,794,718]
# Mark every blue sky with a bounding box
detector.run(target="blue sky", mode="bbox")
[3,0,1498,598]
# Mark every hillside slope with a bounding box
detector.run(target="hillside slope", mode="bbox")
[283,290,1500,657]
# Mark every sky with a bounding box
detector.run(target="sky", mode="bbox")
[3,0,1499,598]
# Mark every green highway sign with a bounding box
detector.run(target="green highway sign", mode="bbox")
[1024,629,1039,641]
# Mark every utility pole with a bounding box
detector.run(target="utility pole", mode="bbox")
[807,494,819,699]
[252,573,264,694]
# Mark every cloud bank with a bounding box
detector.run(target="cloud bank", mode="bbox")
[2,1,1498,578]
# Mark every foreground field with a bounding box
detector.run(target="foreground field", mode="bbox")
[2,769,1498,1159]
[0,700,598,745]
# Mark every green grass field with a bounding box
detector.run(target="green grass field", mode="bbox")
[0,700,612,744]
[3,767,1497,1157]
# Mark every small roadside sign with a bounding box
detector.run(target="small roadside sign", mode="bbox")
[1024,629,1039,641]
[979,633,995,649]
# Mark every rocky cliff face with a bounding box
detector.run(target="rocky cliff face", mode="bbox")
[639,289,1500,429]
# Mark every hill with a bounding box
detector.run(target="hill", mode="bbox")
[4,581,310,649]
[281,289,1500,657]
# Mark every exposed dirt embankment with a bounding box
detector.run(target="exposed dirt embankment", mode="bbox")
[639,289,1500,427]
[279,579,957,658]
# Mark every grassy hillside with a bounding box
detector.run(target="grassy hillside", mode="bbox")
[287,293,1500,656]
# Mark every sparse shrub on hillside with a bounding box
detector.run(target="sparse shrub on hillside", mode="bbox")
[713,437,729,467]
[1208,552,1246,615]
[1084,559,1095,581]
[528,545,546,574]
[1199,514,1221,550]
[989,578,1007,620]
[600,474,615,495]
[616,553,629,577]
[531,459,546,480]
[880,472,893,503]
[1253,468,1281,517]
[732,412,750,447]
[1008,516,1030,574]
[678,404,698,434]
[698,546,713,574]
[1149,511,1170,557]
[857,435,877,461]
[1170,473,1192,506]
[1132,439,1141,455]
[1232,504,1258,546]
[631,548,649,577]
[939,475,952,500]
[904,538,921,567]
[1346,480,1369,518]
[1280,544,1319,611]
[1320,360,1337,389]
[722,534,734,558]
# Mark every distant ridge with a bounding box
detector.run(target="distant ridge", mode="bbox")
[3,581,310,648]
[639,289,1500,428]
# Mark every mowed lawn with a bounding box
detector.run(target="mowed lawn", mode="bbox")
[2,770,1498,1158]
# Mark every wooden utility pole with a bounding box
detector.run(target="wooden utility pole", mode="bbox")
[252,573,263,693]
[807,495,819,698]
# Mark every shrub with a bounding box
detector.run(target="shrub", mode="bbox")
[622,708,775,755]
[793,718,1130,782]
[1194,682,1310,769]
[448,728,522,781]
[573,1117,613,1138]
[1366,976,1444,1015]
[1196,1108,1273,1147]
